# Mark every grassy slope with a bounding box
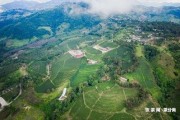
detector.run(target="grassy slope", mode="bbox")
[71,64,101,87]
[125,45,161,98]
[99,41,118,48]
[63,82,139,120]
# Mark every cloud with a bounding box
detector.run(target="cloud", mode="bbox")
[31,0,50,3]
[0,0,180,16]
[1,0,180,5]
[77,0,180,17]
[84,0,138,16]
[138,0,180,6]
[140,0,180,3]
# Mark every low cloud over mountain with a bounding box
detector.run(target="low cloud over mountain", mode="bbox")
[1,0,180,17]
[84,0,138,16]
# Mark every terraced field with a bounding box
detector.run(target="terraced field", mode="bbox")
[71,64,101,86]
[63,82,139,120]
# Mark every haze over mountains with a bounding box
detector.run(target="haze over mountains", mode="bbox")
[0,0,180,13]
[0,0,180,40]
[0,0,180,21]
[0,0,66,11]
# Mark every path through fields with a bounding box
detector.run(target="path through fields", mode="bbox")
[82,85,137,120]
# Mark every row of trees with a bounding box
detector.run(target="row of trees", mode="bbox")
[168,43,180,69]
[153,65,176,106]
[125,87,149,109]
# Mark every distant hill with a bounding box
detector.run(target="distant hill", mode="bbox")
[0,2,179,40]
[2,0,40,10]
[0,3,100,40]
[127,6,180,24]
[0,9,33,21]
[1,0,65,11]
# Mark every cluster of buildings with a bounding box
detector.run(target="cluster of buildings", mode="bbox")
[68,50,98,64]
[93,45,112,53]
[68,50,85,58]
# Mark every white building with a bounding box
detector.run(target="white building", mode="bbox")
[87,59,98,64]
[58,88,67,101]
[120,77,128,83]
[0,97,8,111]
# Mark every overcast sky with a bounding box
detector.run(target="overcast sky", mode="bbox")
[0,0,180,5]
[141,0,180,3]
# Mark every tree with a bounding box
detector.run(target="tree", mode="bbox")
[144,45,159,60]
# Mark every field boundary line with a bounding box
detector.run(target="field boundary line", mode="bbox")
[83,91,92,110]
[86,110,92,120]
[122,88,127,100]
[106,113,114,120]
[83,89,125,114]
[92,92,103,108]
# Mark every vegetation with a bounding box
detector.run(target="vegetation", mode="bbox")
[168,43,180,69]
[140,22,180,37]
[0,4,180,120]
[125,87,149,109]
[144,45,159,61]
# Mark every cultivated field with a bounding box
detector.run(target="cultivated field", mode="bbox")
[62,82,140,120]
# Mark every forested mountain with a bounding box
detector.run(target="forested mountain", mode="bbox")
[2,0,40,10]
[0,2,100,40]
[0,2,180,40]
